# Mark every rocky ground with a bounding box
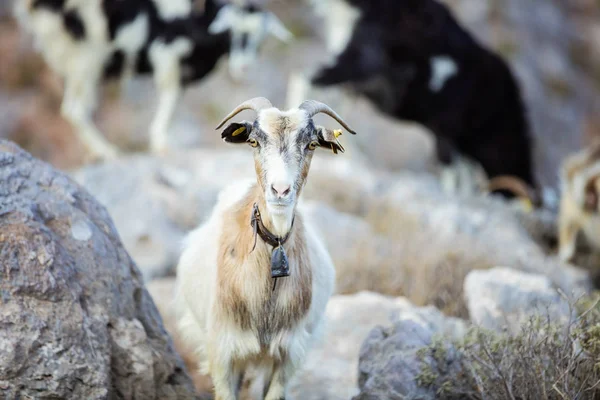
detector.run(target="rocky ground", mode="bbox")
[1,0,600,398]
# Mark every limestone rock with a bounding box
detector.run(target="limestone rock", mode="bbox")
[464,267,571,333]
[352,294,466,400]
[0,140,198,399]
[289,292,464,400]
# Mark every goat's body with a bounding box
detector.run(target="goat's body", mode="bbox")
[304,0,534,193]
[559,190,600,260]
[15,0,229,158]
[558,144,600,262]
[175,180,335,399]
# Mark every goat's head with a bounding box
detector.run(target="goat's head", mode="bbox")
[208,1,293,81]
[216,97,356,222]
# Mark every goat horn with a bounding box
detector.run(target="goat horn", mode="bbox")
[215,97,273,129]
[486,175,540,206]
[299,100,357,135]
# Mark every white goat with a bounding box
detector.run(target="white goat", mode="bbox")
[174,97,356,400]
[13,0,292,161]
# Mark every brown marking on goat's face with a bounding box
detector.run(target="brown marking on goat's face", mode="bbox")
[215,184,313,344]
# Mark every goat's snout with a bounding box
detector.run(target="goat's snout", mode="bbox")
[271,182,291,198]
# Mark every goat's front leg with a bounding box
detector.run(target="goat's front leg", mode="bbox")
[211,361,242,400]
[149,55,182,155]
[264,360,297,400]
[286,71,311,111]
[61,69,120,161]
[558,214,579,263]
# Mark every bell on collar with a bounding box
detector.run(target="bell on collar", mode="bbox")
[271,244,290,279]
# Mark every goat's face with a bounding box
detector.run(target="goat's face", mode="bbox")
[217,98,356,219]
[208,3,293,82]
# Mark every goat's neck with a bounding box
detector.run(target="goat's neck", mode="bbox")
[252,189,296,240]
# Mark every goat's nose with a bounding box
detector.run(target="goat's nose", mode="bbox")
[271,183,291,198]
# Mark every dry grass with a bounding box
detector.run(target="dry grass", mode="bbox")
[326,196,494,319]
[417,293,600,399]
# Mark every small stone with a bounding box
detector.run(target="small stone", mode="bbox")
[71,219,93,242]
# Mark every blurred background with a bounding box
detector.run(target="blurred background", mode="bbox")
[3,0,600,180]
[2,0,600,398]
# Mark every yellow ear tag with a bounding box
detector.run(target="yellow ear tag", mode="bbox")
[519,198,533,213]
[333,129,343,138]
[232,127,246,137]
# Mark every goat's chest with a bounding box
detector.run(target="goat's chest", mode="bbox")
[221,257,313,346]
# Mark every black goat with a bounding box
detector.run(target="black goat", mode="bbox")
[303,0,535,196]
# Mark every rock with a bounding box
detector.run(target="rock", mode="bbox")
[71,152,232,281]
[352,295,467,400]
[289,292,463,400]
[464,267,571,333]
[0,140,198,399]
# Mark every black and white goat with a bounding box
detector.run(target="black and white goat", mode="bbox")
[14,0,292,160]
[290,0,536,200]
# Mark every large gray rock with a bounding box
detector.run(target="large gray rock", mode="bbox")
[289,292,463,400]
[464,267,571,333]
[352,296,467,400]
[0,140,198,399]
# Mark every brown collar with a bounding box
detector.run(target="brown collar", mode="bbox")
[250,203,294,252]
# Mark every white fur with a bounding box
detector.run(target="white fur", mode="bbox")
[175,176,335,399]
[209,4,293,81]
[148,38,192,153]
[309,0,360,56]
[429,55,458,92]
[151,0,193,20]
[113,13,150,86]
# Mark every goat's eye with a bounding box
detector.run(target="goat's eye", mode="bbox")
[308,141,318,150]
[248,138,259,148]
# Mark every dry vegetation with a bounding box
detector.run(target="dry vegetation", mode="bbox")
[417,293,600,399]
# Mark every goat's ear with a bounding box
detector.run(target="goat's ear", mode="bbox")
[316,126,345,155]
[266,12,293,42]
[221,122,252,144]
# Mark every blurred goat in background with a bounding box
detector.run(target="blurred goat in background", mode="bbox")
[288,0,536,205]
[13,0,292,161]
[558,141,600,263]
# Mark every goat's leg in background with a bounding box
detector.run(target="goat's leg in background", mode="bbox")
[286,71,310,111]
[558,200,580,263]
[434,136,484,197]
[436,137,462,195]
[149,43,185,155]
[60,65,120,160]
